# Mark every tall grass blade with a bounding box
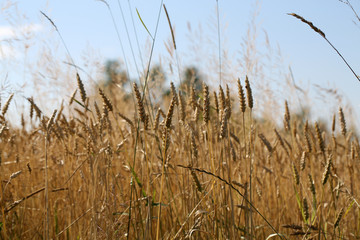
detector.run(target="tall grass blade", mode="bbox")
[136,8,154,40]
[288,13,360,82]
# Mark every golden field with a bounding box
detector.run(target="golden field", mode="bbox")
[1,1,360,239]
[0,75,358,239]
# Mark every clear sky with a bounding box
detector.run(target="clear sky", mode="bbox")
[0,0,359,127]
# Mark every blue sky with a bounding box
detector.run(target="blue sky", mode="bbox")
[0,0,359,126]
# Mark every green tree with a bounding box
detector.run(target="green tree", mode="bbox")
[104,59,129,89]
[180,66,204,92]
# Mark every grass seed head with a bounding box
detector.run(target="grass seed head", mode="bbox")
[191,132,198,163]
[154,108,161,131]
[190,86,197,110]
[315,122,325,153]
[245,76,253,109]
[334,208,344,229]
[10,170,22,180]
[69,89,77,106]
[237,78,246,113]
[213,91,219,115]
[27,97,42,119]
[170,82,179,106]
[162,127,170,154]
[118,112,134,131]
[339,107,347,136]
[2,93,14,116]
[202,83,210,125]
[165,96,176,129]
[218,85,226,112]
[308,174,316,200]
[332,114,336,132]
[219,108,228,139]
[258,133,273,153]
[225,84,231,118]
[47,110,57,131]
[284,100,290,131]
[99,88,113,112]
[190,170,202,192]
[288,13,326,38]
[303,198,309,221]
[322,154,332,185]
[76,73,87,104]
[300,151,306,171]
[303,124,312,152]
[94,102,102,122]
[133,82,148,129]
[291,162,300,185]
[178,91,186,122]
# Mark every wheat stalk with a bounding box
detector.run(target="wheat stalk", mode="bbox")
[289,13,360,82]
[315,122,325,154]
[99,88,113,112]
[203,83,210,125]
[245,76,253,109]
[338,107,347,136]
[1,93,14,117]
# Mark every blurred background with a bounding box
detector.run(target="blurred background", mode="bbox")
[0,0,359,129]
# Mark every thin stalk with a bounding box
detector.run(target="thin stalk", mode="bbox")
[106,153,111,239]
[140,123,149,239]
[172,184,214,239]
[97,0,138,118]
[44,108,57,238]
[111,111,125,140]
[141,0,164,122]
[40,11,75,69]
[127,1,164,238]
[205,121,219,236]
[116,0,141,79]
[324,37,360,81]
[288,66,305,116]
[156,129,168,240]
[127,0,145,70]
[226,128,236,237]
[238,112,247,229]
[289,13,360,82]
[318,186,325,240]
[45,131,50,240]
[163,4,183,90]
[0,160,8,238]
[143,128,151,240]
[216,0,222,86]
[177,165,288,240]
[98,1,132,85]
[249,110,254,240]
[89,153,97,239]
[344,0,360,22]
[126,124,139,239]
[175,52,182,89]
[57,207,93,237]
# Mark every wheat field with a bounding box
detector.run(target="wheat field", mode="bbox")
[0,73,359,239]
[1,1,360,239]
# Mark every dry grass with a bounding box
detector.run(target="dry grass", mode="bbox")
[0,77,359,239]
[0,2,359,240]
